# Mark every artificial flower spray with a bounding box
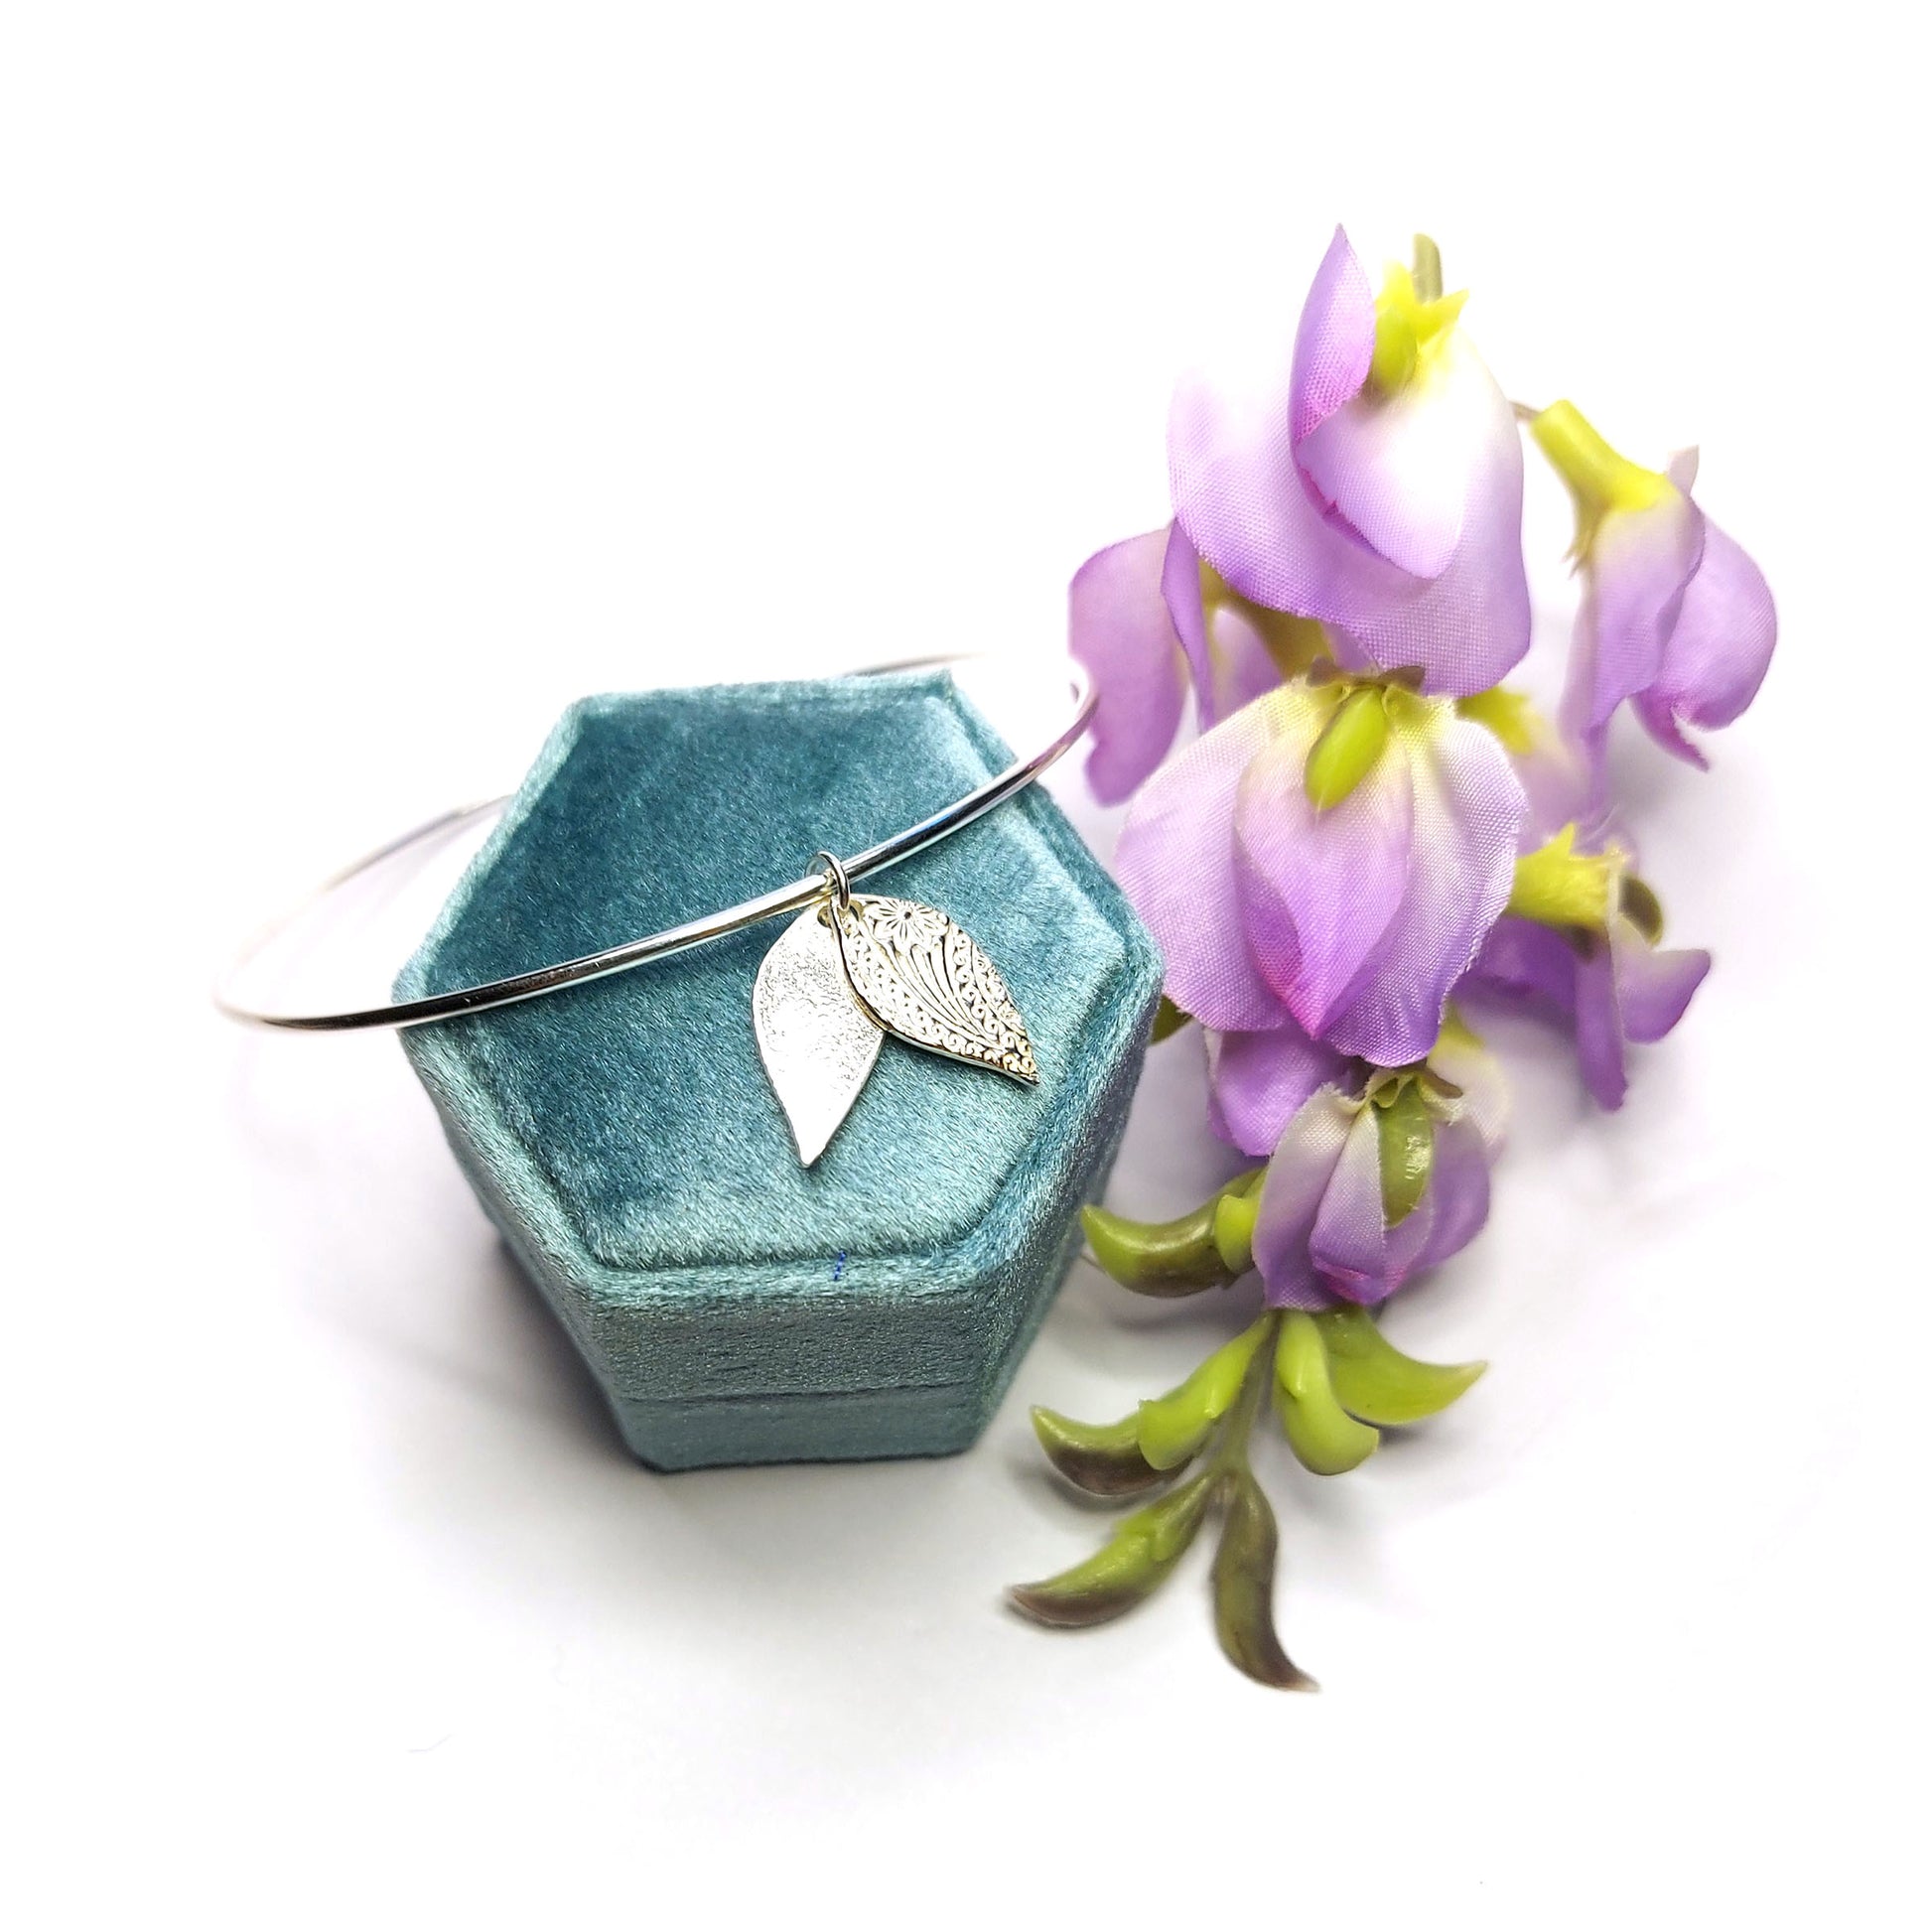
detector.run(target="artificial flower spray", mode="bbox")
[1017,228,1775,1686]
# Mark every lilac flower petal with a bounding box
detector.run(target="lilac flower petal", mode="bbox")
[1113,698,1290,1032]
[1572,941,1628,1111]
[1415,1114,1493,1272]
[1169,361,1353,612]
[1289,225,1374,445]
[1562,493,1703,761]
[1372,376,1533,697]
[1633,519,1777,765]
[1508,717,1593,848]
[1205,602,1286,724]
[1630,699,1706,767]
[1320,622,1380,679]
[1069,529,1187,805]
[1472,911,1704,1112]
[1308,1104,1397,1299]
[1206,1022,1353,1158]
[1381,1185,1442,1289]
[1254,1086,1358,1311]
[1297,335,1496,580]
[1613,921,1711,1044]
[1307,1103,1442,1305]
[1170,320,1530,696]
[1160,519,1212,716]
[1469,914,1581,1021]
[1156,526,1283,733]
[1234,688,1414,1040]
[1319,711,1526,1065]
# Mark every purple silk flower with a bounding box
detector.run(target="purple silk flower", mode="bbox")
[1114,681,1526,1068]
[1168,226,1531,701]
[1227,1016,1507,1311]
[1468,817,1710,1112]
[1531,404,1776,779]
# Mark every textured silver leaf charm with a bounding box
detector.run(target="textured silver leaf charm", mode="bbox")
[753,906,884,1166]
[833,895,1038,1084]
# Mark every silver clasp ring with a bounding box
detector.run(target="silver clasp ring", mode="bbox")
[810,849,853,913]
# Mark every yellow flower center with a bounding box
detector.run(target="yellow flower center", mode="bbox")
[1367,262,1468,396]
[1454,685,1540,756]
[1507,824,1625,933]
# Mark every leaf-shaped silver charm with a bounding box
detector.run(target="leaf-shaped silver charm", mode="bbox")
[833,895,1038,1084]
[753,906,884,1166]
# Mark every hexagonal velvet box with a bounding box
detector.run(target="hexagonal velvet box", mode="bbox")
[394,669,1163,1470]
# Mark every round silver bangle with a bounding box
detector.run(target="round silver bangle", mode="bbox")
[214,655,1097,1035]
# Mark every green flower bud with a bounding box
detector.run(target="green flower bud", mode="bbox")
[1008,1472,1217,1628]
[1137,1314,1275,1470]
[1081,1171,1264,1297]
[1275,1311,1380,1475]
[1211,1469,1316,1691]
[1313,1308,1485,1425]
[1030,1407,1168,1498]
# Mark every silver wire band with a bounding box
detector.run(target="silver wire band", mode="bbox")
[215,656,1096,1034]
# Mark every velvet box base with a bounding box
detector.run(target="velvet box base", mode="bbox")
[394,669,1163,1470]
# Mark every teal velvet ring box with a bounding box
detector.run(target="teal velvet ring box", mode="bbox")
[394,670,1163,1470]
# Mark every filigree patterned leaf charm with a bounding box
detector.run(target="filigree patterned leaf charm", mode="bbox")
[753,906,884,1166]
[832,895,1038,1084]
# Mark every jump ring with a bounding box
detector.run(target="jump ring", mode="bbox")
[810,849,853,912]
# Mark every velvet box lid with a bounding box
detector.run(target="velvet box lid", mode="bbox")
[394,669,1163,1470]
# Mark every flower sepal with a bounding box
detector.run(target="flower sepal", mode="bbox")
[1529,399,1674,556]
[1367,239,1469,398]
[1507,822,1623,934]
[1276,1311,1381,1474]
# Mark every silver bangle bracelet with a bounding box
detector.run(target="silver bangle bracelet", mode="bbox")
[214,655,1097,1036]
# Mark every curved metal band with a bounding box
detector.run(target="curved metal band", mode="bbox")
[215,656,1095,1034]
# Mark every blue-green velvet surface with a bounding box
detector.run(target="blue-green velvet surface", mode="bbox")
[395,670,1162,1469]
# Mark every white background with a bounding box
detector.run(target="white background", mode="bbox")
[3,4,1919,1925]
